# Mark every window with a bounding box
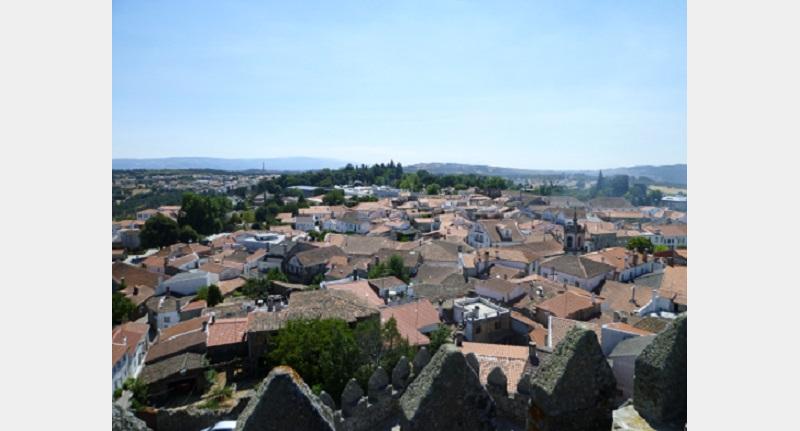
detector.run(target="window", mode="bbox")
[494,321,501,330]
[475,324,482,334]
[163,316,171,323]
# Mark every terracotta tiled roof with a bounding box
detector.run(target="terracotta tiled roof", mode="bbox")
[540,255,615,279]
[112,322,150,366]
[146,330,207,364]
[207,318,248,347]
[536,291,601,318]
[140,352,206,386]
[380,299,441,346]
[218,277,246,296]
[182,300,207,312]
[113,262,163,289]
[247,290,380,333]
[598,281,651,313]
[326,280,384,308]
[120,284,155,307]
[159,316,209,342]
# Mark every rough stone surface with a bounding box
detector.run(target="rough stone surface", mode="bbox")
[155,399,249,431]
[527,327,617,431]
[412,347,431,374]
[318,391,336,411]
[112,404,151,431]
[487,367,508,395]
[392,356,411,390]
[341,378,364,417]
[236,366,335,431]
[399,343,496,431]
[367,367,391,402]
[465,352,480,375]
[634,314,687,428]
[517,373,533,395]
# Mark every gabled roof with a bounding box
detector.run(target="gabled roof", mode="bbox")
[598,281,652,313]
[540,255,615,279]
[120,284,155,308]
[113,262,163,289]
[536,291,600,318]
[112,322,150,366]
[207,318,248,347]
[159,315,209,342]
[140,352,207,386]
[368,276,407,291]
[326,280,384,308]
[247,290,380,333]
[294,245,346,267]
[380,299,441,346]
[146,330,207,364]
[478,277,521,295]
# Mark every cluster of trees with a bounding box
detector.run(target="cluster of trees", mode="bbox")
[265,317,415,403]
[398,170,511,193]
[112,190,184,220]
[625,183,665,206]
[140,192,237,249]
[626,236,669,254]
[367,255,410,283]
[251,162,512,197]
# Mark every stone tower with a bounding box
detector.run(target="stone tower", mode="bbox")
[563,209,585,253]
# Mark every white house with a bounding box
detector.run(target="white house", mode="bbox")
[608,335,657,400]
[538,255,615,292]
[112,322,150,394]
[323,212,371,234]
[293,216,316,232]
[157,270,219,296]
[467,220,524,248]
[475,277,527,303]
[644,224,687,249]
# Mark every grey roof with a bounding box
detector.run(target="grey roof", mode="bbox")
[165,271,210,282]
[632,271,665,289]
[248,289,380,333]
[541,255,615,279]
[140,352,207,385]
[294,246,346,267]
[608,335,657,358]
[478,219,524,243]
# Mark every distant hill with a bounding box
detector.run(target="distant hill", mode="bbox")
[406,163,687,185]
[112,157,349,171]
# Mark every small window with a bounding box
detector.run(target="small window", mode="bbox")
[475,324,482,334]
[163,316,171,323]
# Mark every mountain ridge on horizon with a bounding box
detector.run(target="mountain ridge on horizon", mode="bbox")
[112,157,686,185]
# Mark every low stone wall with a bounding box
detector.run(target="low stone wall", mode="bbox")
[151,396,249,431]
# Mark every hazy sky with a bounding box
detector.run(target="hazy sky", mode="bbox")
[113,0,686,170]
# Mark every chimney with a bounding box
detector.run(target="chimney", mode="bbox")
[630,286,637,304]
[651,289,659,302]
[633,254,639,266]
[133,286,139,296]
[175,298,181,312]
[613,311,621,322]
[528,341,537,361]
[202,320,209,332]
[591,292,596,305]
[503,274,508,280]
[454,331,464,347]
[119,276,126,287]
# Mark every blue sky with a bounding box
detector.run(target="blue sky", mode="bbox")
[113,0,686,170]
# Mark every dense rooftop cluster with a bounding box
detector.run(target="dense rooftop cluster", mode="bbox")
[112,170,686,430]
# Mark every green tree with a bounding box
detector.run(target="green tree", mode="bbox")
[112,291,135,325]
[123,378,149,411]
[178,193,232,235]
[627,236,655,254]
[268,319,361,403]
[323,189,345,205]
[195,286,209,301]
[179,225,201,243]
[426,183,441,195]
[387,255,410,283]
[140,213,180,248]
[427,324,452,354]
[266,267,289,282]
[206,284,223,307]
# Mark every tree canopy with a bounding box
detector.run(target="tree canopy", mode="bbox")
[177,192,232,235]
[627,236,655,254]
[139,213,180,249]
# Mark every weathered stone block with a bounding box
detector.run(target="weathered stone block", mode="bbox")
[400,344,496,431]
[236,366,335,431]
